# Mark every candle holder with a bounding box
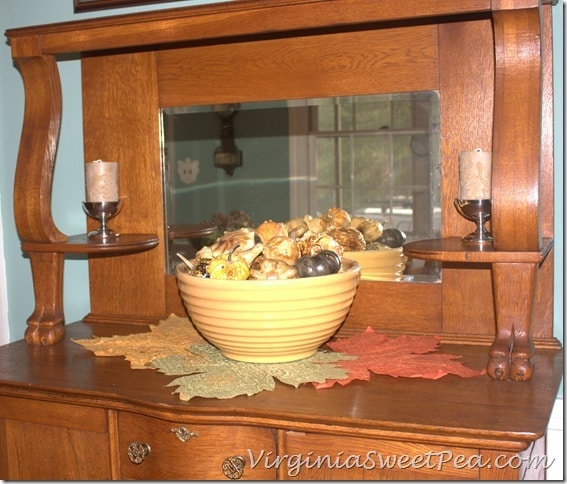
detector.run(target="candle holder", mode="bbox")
[82,200,124,240]
[454,199,492,244]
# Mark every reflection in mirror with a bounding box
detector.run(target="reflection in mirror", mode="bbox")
[162,92,441,281]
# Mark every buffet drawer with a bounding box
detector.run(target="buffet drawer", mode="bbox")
[117,412,276,480]
[280,431,480,480]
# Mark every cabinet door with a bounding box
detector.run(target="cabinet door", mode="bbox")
[280,431,491,480]
[0,396,112,480]
[118,411,277,480]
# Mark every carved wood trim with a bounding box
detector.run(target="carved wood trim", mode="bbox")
[10,0,493,56]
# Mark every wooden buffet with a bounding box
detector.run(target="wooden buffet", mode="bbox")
[0,0,562,480]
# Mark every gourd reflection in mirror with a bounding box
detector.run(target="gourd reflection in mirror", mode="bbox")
[162,92,441,281]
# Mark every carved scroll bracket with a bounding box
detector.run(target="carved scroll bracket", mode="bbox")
[13,53,67,244]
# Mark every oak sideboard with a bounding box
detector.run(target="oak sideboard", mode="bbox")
[1,0,562,479]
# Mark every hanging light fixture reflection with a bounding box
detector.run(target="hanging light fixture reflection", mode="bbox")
[213,104,242,177]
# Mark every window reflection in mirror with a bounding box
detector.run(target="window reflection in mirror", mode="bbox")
[162,92,441,281]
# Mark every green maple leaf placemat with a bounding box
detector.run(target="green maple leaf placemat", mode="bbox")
[152,344,350,401]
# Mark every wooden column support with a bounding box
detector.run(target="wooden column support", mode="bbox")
[25,252,65,345]
[491,6,543,252]
[12,51,68,344]
[482,4,545,380]
[489,262,537,381]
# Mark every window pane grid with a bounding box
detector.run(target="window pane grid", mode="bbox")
[310,93,439,242]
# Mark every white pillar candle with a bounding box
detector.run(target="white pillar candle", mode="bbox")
[458,148,492,200]
[85,160,119,202]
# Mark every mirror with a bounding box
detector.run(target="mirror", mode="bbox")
[162,91,441,281]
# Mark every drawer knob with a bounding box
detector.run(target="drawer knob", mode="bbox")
[171,426,198,442]
[127,442,151,464]
[222,455,246,480]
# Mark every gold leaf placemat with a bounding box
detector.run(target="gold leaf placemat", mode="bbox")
[72,314,206,369]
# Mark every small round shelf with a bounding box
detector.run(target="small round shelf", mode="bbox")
[21,233,159,254]
[403,237,553,264]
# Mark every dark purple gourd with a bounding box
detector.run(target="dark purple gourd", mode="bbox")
[295,250,342,278]
[377,228,406,248]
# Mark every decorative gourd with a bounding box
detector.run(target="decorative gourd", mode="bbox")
[295,250,342,278]
[208,244,250,280]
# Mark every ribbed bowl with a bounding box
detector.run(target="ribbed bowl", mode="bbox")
[176,258,361,363]
[343,247,407,281]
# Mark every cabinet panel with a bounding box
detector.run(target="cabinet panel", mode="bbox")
[0,396,112,480]
[118,411,277,480]
[280,431,481,480]
[0,419,111,480]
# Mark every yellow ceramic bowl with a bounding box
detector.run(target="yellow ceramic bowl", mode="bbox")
[175,258,361,363]
[343,247,407,281]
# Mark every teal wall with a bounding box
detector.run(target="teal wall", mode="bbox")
[552,2,564,359]
[552,2,564,396]
[0,1,563,352]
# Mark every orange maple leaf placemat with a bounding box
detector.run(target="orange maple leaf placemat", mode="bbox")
[314,327,486,389]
